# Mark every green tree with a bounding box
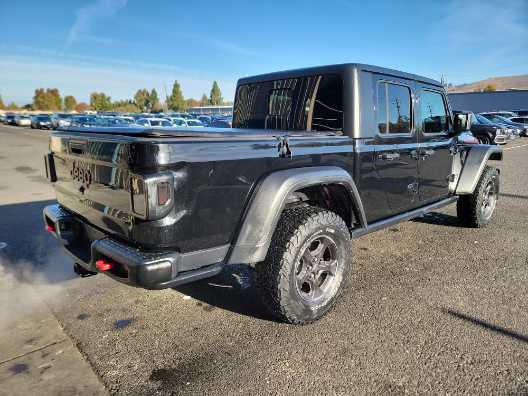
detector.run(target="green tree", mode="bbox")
[209,81,223,105]
[75,102,90,113]
[149,89,160,112]
[64,95,77,111]
[199,94,209,107]
[134,89,150,112]
[47,88,62,111]
[482,84,497,92]
[167,81,186,111]
[185,98,199,109]
[90,92,112,111]
[0,94,5,109]
[6,102,18,110]
[33,88,47,110]
[33,88,62,111]
[112,99,139,113]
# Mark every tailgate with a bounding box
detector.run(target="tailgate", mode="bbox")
[47,134,135,240]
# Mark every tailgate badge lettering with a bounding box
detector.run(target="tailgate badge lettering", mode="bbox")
[71,161,92,188]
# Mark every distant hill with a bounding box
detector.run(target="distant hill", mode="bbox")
[448,74,528,93]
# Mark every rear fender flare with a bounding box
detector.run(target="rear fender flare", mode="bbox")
[227,166,366,265]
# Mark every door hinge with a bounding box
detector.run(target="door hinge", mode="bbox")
[276,135,292,158]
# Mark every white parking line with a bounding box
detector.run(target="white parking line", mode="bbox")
[504,143,528,151]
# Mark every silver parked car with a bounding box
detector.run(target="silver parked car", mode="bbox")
[15,115,31,126]
[136,118,173,127]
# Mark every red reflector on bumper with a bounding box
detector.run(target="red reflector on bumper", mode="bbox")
[46,225,55,233]
[95,259,115,272]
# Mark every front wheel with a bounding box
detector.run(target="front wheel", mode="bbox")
[255,206,352,324]
[477,135,491,145]
[457,166,499,227]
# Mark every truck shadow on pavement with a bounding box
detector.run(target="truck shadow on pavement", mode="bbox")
[173,265,274,321]
[0,199,76,285]
[412,212,464,228]
[441,307,528,344]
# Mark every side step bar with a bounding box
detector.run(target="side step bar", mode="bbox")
[351,196,458,239]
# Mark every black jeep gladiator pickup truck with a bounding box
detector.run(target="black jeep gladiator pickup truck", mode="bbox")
[43,63,502,324]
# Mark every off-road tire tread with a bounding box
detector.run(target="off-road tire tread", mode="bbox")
[457,165,498,228]
[255,206,351,324]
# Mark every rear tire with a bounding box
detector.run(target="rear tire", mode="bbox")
[255,206,352,324]
[457,166,499,228]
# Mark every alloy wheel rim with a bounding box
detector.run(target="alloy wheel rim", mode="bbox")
[481,179,497,220]
[295,235,339,303]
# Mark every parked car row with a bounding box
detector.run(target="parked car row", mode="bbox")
[0,111,234,130]
[5,109,522,142]
[454,110,528,145]
[0,113,32,126]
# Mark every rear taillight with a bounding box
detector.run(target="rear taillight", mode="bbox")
[130,171,183,220]
[45,224,55,233]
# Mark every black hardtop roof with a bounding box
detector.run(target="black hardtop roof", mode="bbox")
[237,63,442,87]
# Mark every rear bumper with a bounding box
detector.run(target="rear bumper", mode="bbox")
[43,204,228,289]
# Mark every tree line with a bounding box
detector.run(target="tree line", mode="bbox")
[0,80,229,112]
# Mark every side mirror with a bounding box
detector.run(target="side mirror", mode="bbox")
[453,112,471,133]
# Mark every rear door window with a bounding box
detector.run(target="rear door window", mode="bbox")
[376,81,412,134]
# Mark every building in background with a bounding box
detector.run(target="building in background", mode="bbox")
[186,105,233,115]
[448,90,528,112]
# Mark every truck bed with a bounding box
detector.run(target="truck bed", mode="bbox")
[47,127,351,252]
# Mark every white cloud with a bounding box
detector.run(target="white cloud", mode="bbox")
[67,0,128,46]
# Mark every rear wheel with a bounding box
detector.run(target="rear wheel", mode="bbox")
[457,166,499,227]
[255,206,352,324]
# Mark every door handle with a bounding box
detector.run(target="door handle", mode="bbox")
[411,149,434,160]
[378,152,400,161]
[421,149,434,159]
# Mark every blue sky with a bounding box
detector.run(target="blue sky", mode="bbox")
[1,0,527,105]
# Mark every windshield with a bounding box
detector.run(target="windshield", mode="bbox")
[493,115,512,124]
[482,114,505,124]
[476,114,493,125]
[187,120,203,126]
[233,73,343,133]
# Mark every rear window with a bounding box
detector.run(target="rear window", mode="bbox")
[233,74,343,133]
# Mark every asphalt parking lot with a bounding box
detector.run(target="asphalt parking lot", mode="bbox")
[1,124,527,395]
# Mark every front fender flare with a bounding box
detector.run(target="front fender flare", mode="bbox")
[227,166,366,265]
[456,145,502,195]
